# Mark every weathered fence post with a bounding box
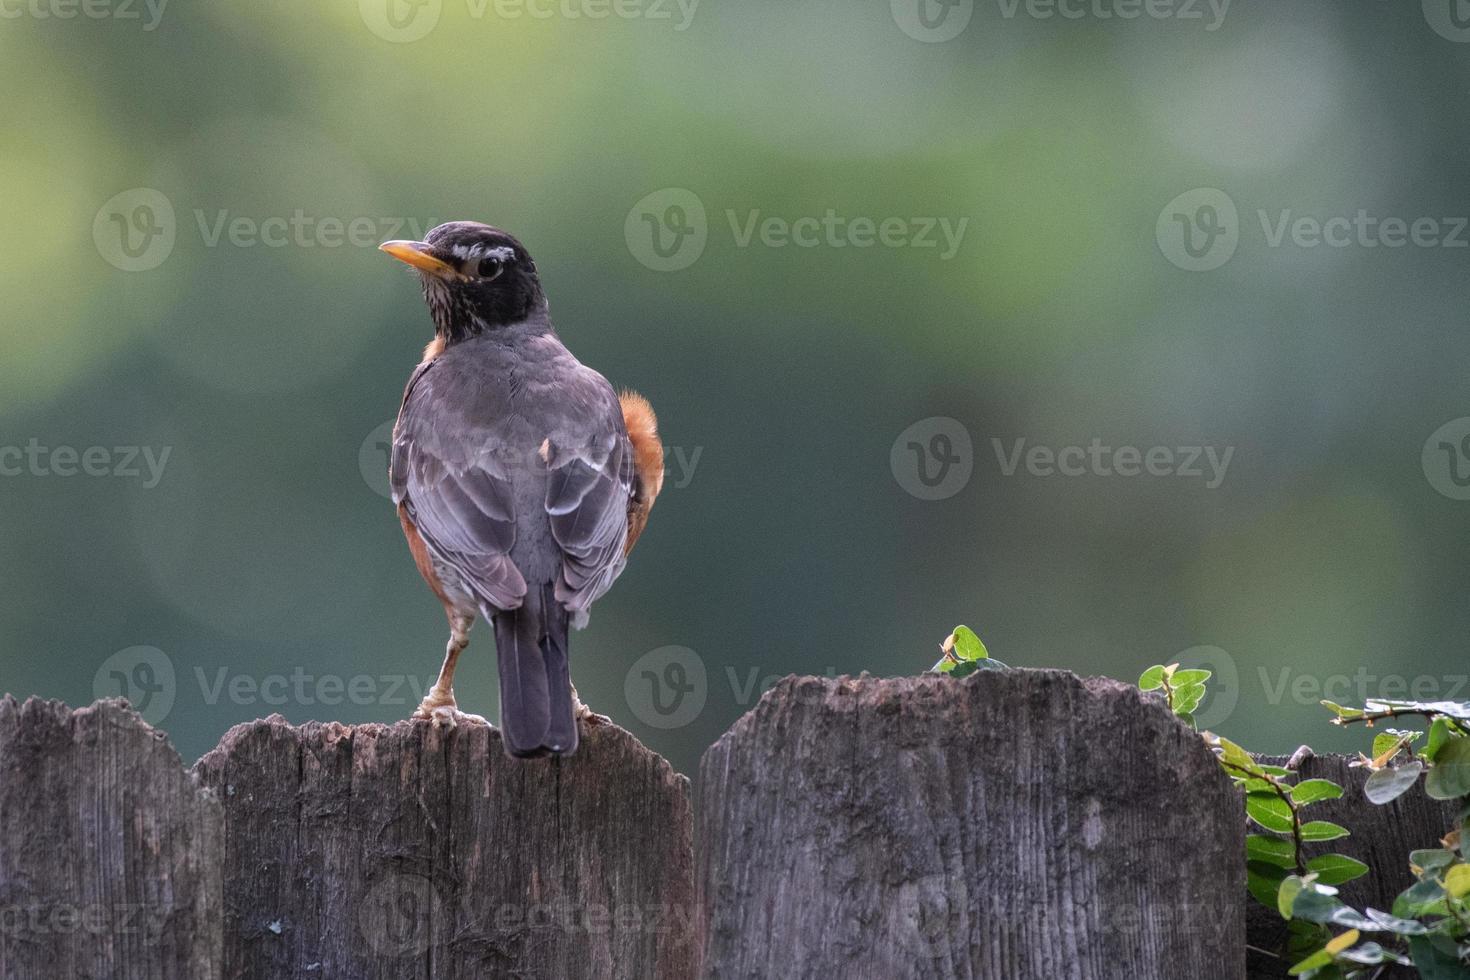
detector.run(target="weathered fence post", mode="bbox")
[697,670,1245,980]
[0,697,222,980]
[1245,752,1461,980]
[193,714,697,979]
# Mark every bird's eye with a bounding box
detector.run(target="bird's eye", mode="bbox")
[478,257,504,280]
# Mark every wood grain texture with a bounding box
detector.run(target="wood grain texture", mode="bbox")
[193,715,696,980]
[1245,752,1461,980]
[0,696,222,980]
[697,670,1245,980]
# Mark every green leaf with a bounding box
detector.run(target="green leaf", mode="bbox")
[1372,732,1404,760]
[1336,941,1408,966]
[1173,683,1206,715]
[1208,733,1261,774]
[1286,917,1329,952]
[1291,779,1344,805]
[1248,834,1298,868]
[1306,854,1369,886]
[1247,792,1296,834]
[1444,863,1470,899]
[1287,948,1334,976]
[1393,878,1447,918]
[1410,849,1457,874]
[1365,762,1423,805]
[932,626,997,674]
[949,626,988,661]
[1300,821,1350,842]
[1249,861,1291,909]
[1425,737,1470,800]
[1170,668,1212,687]
[1279,875,1306,920]
[1138,665,1166,691]
[1290,889,1374,930]
[1424,718,1452,761]
[1406,934,1470,980]
[1321,701,1365,722]
[1361,908,1429,936]
[949,656,1009,677]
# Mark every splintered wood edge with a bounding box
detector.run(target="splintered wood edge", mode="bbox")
[0,694,688,795]
[193,710,690,792]
[0,693,216,795]
[705,668,1207,757]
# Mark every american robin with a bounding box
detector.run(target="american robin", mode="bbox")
[379,222,663,758]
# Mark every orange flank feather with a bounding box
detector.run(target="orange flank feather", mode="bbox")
[620,390,663,555]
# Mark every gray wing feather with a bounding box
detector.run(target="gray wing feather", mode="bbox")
[544,373,634,624]
[391,362,527,610]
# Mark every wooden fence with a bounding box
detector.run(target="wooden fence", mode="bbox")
[0,670,1456,979]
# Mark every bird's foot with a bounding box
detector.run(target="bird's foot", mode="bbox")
[573,699,613,727]
[413,689,489,732]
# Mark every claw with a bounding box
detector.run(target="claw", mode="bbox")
[413,689,488,731]
[574,702,613,727]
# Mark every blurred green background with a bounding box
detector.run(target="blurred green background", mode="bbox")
[3,0,1468,780]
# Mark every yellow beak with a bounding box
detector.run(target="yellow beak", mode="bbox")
[379,240,457,278]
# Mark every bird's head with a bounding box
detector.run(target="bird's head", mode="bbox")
[380,221,546,344]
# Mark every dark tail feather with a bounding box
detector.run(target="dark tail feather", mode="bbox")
[491,585,577,758]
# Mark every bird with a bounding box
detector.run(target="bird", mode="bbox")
[379,221,663,758]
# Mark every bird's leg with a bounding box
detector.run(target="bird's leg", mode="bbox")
[570,681,613,727]
[414,613,488,731]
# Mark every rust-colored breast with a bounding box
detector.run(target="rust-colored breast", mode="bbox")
[620,390,663,556]
[399,503,452,607]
